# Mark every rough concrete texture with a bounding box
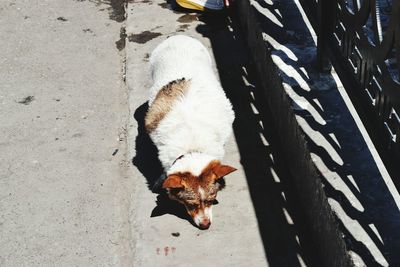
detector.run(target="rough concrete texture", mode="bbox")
[126,1,319,266]
[249,0,400,266]
[0,0,133,266]
[2,0,398,266]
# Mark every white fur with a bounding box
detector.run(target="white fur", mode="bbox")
[148,35,235,173]
[194,213,204,227]
[204,206,213,222]
[166,152,215,176]
[198,187,206,201]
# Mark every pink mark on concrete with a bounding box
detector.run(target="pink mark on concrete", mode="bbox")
[164,246,169,256]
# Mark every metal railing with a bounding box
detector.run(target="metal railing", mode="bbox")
[300,0,400,189]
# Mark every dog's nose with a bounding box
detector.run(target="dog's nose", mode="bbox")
[198,219,211,230]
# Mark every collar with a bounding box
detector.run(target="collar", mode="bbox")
[171,150,202,166]
[171,154,185,166]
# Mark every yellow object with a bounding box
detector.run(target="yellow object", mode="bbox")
[176,0,224,11]
[176,0,205,11]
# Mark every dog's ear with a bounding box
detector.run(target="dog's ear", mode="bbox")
[212,163,237,179]
[201,161,237,183]
[162,174,184,189]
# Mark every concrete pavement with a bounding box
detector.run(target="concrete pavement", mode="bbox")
[1,0,320,266]
[125,3,269,266]
[2,0,399,266]
[125,1,319,266]
[0,0,133,265]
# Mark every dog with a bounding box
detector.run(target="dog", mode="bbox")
[144,35,236,229]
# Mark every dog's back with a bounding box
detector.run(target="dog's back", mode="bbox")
[148,35,213,104]
[145,35,235,170]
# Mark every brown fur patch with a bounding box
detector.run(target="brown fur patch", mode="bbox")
[145,78,190,133]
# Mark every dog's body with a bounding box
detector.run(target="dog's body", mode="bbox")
[145,35,236,229]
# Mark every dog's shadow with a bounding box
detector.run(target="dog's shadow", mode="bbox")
[132,102,196,224]
[132,102,163,191]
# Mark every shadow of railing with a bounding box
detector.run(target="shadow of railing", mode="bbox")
[196,11,321,267]
[250,0,400,265]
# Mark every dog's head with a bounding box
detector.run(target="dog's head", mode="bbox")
[163,159,236,229]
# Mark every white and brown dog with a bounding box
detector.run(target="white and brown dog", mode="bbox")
[145,35,236,229]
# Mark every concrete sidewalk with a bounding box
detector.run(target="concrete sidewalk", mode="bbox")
[126,1,319,266]
[3,0,398,266]
[125,4,267,266]
[1,0,318,266]
[0,0,133,266]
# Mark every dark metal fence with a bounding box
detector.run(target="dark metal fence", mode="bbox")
[300,0,400,189]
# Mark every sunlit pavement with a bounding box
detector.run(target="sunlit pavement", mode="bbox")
[1,0,399,266]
